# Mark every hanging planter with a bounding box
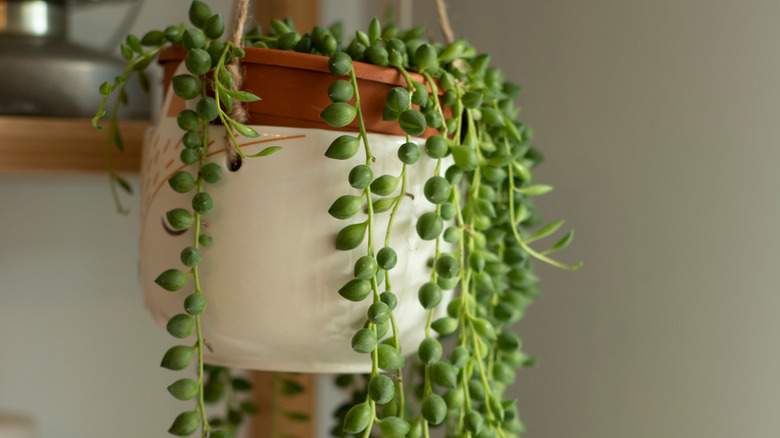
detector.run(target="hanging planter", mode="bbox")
[141,47,452,372]
[94,1,580,436]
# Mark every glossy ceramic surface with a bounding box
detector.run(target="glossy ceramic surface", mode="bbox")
[140,73,452,372]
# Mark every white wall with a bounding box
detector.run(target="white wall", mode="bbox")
[0,175,186,438]
[411,1,780,437]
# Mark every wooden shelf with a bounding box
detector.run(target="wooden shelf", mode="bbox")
[0,116,149,173]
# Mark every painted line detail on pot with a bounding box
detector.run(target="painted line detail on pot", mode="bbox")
[142,134,307,232]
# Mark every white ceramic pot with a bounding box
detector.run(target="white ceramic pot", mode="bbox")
[140,78,452,373]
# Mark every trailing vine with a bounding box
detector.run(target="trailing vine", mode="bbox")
[93,2,274,437]
[95,2,579,437]
[313,17,580,438]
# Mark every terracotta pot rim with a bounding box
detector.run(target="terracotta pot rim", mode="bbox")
[158,46,432,91]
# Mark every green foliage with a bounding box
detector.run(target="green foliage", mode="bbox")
[325,135,360,159]
[168,411,200,436]
[95,8,580,438]
[160,346,196,370]
[166,314,195,338]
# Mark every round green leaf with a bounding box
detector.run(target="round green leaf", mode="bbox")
[431,317,458,336]
[196,97,218,121]
[179,246,202,268]
[377,416,410,438]
[425,135,448,158]
[336,221,367,250]
[172,75,200,100]
[376,247,397,270]
[377,344,405,371]
[328,79,354,103]
[421,393,447,425]
[167,378,198,400]
[188,0,211,27]
[325,135,360,159]
[184,293,206,315]
[165,25,184,44]
[180,149,198,165]
[397,142,420,165]
[425,111,442,129]
[204,14,224,39]
[370,174,400,196]
[353,255,378,280]
[338,279,371,302]
[177,109,199,130]
[472,317,497,340]
[200,162,222,184]
[414,43,438,71]
[160,345,196,370]
[367,44,389,66]
[449,346,470,368]
[380,291,398,311]
[182,28,206,50]
[412,86,428,107]
[328,195,363,220]
[385,87,410,113]
[191,192,213,215]
[462,91,484,109]
[465,410,484,435]
[168,171,196,193]
[141,30,165,46]
[351,328,377,353]
[320,102,357,127]
[418,337,442,364]
[155,268,188,291]
[166,314,195,338]
[367,302,390,325]
[398,109,426,136]
[493,362,516,384]
[445,165,463,185]
[416,211,443,240]
[451,145,479,171]
[498,331,522,351]
[418,281,442,309]
[168,411,200,436]
[182,130,201,149]
[435,254,459,279]
[328,52,352,76]
[343,403,371,434]
[184,48,211,75]
[423,175,451,204]
[368,374,395,404]
[443,226,459,243]
[348,165,373,189]
[443,387,464,409]
[468,379,485,401]
[430,361,457,388]
[440,202,456,221]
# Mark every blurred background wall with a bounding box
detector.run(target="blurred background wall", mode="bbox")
[2,1,779,437]
[409,1,780,437]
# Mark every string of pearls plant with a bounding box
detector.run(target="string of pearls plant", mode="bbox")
[94,2,580,437]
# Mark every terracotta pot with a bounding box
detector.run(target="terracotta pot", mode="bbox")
[141,48,453,373]
[158,46,442,137]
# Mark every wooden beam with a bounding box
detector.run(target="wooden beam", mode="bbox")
[0,116,147,173]
[249,372,317,438]
[248,3,320,437]
[253,0,320,33]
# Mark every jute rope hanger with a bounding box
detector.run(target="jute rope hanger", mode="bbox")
[224,0,250,169]
[221,0,456,168]
[435,0,456,44]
